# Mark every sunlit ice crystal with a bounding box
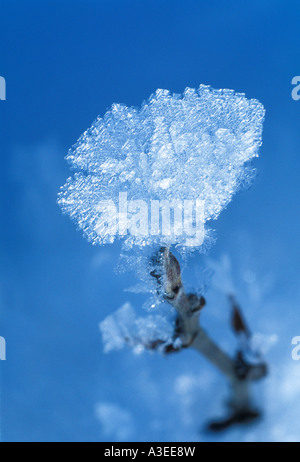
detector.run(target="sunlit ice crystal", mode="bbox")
[58,85,265,250]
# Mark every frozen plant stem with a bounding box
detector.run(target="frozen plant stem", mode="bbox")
[156,248,267,430]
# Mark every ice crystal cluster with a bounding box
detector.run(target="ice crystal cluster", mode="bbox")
[58,85,265,249]
[100,302,176,354]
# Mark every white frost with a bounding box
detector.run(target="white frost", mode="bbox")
[58,85,265,249]
[100,302,175,354]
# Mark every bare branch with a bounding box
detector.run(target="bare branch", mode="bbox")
[152,247,268,430]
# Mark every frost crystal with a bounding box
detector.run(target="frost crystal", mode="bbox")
[100,303,175,354]
[58,85,265,249]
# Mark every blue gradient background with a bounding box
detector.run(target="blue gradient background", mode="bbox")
[1,0,300,442]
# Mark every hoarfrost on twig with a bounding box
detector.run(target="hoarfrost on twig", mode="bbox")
[100,302,175,354]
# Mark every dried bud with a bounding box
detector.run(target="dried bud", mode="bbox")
[187,294,206,314]
[162,248,182,300]
[229,295,251,338]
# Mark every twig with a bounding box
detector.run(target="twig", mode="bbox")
[151,247,268,430]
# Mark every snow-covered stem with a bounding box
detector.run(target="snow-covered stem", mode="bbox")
[160,248,267,421]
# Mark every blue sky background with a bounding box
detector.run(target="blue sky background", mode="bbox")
[1,0,300,442]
